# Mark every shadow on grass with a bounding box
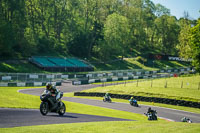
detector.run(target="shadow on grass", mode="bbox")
[145,60,191,69]
[93,60,142,71]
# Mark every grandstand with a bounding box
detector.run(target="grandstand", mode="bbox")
[29,56,94,72]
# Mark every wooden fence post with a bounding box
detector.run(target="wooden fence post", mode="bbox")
[181,81,183,88]
[102,82,105,87]
[165,81,167,88]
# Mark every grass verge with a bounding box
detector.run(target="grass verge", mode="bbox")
[1,121,200,133]
[83,76,200,102]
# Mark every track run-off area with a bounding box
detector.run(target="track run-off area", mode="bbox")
[1,81,200,128]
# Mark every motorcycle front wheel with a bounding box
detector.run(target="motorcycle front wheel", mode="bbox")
[108,99,112,103]
[58,102,66,116]
[103,99,106,102]
[40,102,49,115]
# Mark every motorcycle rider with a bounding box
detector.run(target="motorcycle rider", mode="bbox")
[45,83,60,104]
[146,107,157,120]
[181,117,187,122]
[105,92,111,101]
[129,97,137,104]
[40,83,65,115]
[46,82,53,91]
[181,117,192,123]
[130,97,134,101]
[147,107,154,114]
[147,107,154,113]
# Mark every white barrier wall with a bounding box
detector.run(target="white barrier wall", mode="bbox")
[29,75,38,79]
[17,82,26,87]
[61,75,69,79]
[136,72,141,75]
[123,77,129,80]
[88,79,95,83]
[100,78,107,82]
[46,75,55,79]
[145,71,150,74]
[112,77,118,81]
[73,81,81,85]
[118,73,123,77]
[0,83,8,86]
[34,82,43,86]
[152,75,157,78]
[108,73,113,76]
[2,76,11,80]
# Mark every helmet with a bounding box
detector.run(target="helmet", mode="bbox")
[131,97,133,99]
[46,82,52,90]
[51,85,56,90]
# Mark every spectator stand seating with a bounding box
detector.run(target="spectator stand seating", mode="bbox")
[29,56,94,72]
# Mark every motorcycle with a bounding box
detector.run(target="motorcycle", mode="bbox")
[181,117,192,123]
[129,99,139,107]
[144,110,158,121]
[103,96,112,103]
[40,90,66,116]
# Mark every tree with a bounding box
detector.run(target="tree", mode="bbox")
[177,19,192,59]
[189,20,200,72]
[154,15,180,55]
[154,3,170,17]
[0,0,29,58]
[102,13,131,60]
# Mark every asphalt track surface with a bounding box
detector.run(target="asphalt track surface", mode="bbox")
[1,82,200,127]
[0,108,130,128]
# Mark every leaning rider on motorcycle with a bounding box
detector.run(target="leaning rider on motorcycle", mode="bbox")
[130,97,137,103]
[105,92,111,100]
[147,107,154,114]
[46,83,60,102]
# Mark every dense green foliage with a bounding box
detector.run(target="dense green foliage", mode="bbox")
[0,1,194,57]
[0,0,199,69]
[189,20,200,72]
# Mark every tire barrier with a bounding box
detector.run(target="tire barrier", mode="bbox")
[0,81,62,87]
[74,92,200,109]
[72,67,194,85]
[0,67,193,82]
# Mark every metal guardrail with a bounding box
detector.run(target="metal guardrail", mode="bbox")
[0,67,194,86]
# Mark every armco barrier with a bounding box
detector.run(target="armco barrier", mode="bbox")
[72,69,193,85]
[1,81,62,87]
[74,92,200,108]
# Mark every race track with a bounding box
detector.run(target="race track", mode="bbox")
[0,108,130,128]
[1,81,200,128]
